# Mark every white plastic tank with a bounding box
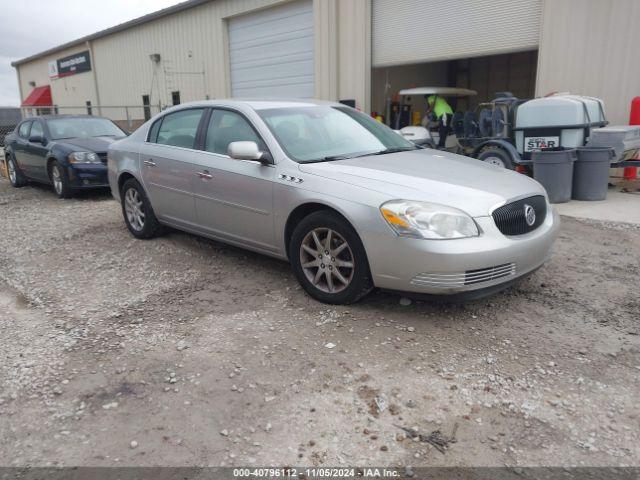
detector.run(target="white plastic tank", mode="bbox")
[514,94,606,155]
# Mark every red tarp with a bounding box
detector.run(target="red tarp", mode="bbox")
[22,85,52,107]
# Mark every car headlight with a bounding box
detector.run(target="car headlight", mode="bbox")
[68,152,100,164]
[380,200,479,240]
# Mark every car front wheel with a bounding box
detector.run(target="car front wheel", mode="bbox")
[6,156,27,188]
[49,161,73,198]
[290,211,373,304]
[121,177,162,239]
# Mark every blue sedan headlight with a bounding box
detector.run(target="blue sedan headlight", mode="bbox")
[68,152,100,164]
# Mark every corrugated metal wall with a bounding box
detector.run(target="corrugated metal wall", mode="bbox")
[372,0,542,67]
[15,0,371,118]
[536,0,640,125]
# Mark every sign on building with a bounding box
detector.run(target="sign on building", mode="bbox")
[48,50,92,79]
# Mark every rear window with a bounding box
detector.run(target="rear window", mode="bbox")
[151,109,204,149]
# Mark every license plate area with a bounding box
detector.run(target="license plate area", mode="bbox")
[524,136,560,152]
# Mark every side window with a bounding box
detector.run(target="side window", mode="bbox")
[155,109,204,149]
[18,122,32,138]
[148,118,162,143]
[205,109,266,156]
[30,121,43,139]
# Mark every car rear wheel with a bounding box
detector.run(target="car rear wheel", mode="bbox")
[121,177,162,239]
[49,161,73,198]
[290,211,373,304]
[6,156,27,188]
[477,146,515,170]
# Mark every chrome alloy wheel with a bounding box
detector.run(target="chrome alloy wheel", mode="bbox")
[124,187,145,231]
[7,159,16,184]
[300,228,355,294]
[52,166,63,195]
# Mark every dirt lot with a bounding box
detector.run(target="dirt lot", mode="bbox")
[0,177,639,468]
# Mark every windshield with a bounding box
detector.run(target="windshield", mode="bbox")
[257,106,416,163]
[47,117,126,140]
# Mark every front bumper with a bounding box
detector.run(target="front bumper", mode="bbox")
[68,163,109,188]
[367,208,560,295]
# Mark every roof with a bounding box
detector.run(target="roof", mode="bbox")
[160,98,341,112]
[398,87,478,97]
[22,86,52,107]
[12,0,210,67]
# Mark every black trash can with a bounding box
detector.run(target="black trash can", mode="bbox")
[532,148,577,203]
[572,147,615,201]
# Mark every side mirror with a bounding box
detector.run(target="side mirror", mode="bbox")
[29,135,46,145]
[228,141,269,163]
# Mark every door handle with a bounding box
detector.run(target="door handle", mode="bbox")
[144,159,157,167]
[195,170,213,180]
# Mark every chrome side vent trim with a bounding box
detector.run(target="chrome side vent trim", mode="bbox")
[411,263,516,289]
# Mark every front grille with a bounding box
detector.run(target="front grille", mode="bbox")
[464,263,516,285]
[411,263,516,289]
[97,152,108,164]
[492,195,547,236]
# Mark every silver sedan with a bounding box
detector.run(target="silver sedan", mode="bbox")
[107,100,559,304]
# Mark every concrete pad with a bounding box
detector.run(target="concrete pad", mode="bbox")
[553,186,640,225]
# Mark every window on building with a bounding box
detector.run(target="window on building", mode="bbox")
[86,101,92,115]
[18,121,32,138]
[154,108,204,149]
[205,109,266,156]
[142,95,151,121]
[172,91,181,106]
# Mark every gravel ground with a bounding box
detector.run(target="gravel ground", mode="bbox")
[0,178,639,468]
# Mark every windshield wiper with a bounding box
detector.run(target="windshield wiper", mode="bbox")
[372,147,417,155]
[304,146,416,164]
[305,151,378,163]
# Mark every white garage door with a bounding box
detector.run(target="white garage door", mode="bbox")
[229,0,315,98]
[373,0,542,67]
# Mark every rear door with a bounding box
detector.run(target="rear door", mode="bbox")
[191,108,276,251]
[139,108,206,228]
[13,121,32,176]
[24,120,49,181]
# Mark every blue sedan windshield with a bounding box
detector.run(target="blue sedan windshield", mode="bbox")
[48,117,125,140]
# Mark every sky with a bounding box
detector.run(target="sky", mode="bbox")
[0,0,184,106]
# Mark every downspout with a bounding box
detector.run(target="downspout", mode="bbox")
[15,66,25,116]
[86,40,102,115]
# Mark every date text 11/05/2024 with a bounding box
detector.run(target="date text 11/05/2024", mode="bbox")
[233,467,402,478]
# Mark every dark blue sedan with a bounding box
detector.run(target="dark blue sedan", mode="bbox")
[3,115,127,198]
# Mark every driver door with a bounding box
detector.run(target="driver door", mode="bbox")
[24,120,49,181]
[191,108,276,252]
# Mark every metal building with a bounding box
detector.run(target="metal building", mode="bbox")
[11,0,639,129]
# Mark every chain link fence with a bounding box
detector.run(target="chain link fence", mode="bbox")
[20,104,163,133]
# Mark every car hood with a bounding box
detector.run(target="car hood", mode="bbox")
[298,149,546,217]
[57,136,125,153]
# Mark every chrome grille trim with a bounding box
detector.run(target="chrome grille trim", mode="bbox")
[410,263,516,288]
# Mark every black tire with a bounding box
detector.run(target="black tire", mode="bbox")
[477,146,515,170]
[120,177,162,239]
[290,210,373,305]
[49,160,73,198]
[6,155,27,188]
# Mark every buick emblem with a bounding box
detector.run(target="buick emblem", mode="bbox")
[524,204,536,227]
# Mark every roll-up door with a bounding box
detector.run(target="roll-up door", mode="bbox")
[228,0,315,98]
[373,0,541,67]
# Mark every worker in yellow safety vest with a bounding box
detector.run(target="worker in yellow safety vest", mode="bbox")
[426,95,454,148]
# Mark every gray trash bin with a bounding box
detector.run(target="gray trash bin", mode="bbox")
[532,148,577,203]
[572,147,615,201]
